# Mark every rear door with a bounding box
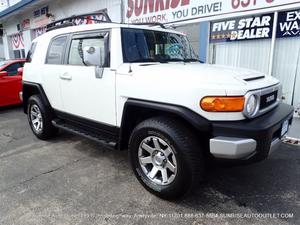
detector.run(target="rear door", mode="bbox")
[42,36,68,111]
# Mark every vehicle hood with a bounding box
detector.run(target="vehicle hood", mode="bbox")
[119,62,279,95]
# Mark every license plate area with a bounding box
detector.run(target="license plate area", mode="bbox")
[281,120,289,137]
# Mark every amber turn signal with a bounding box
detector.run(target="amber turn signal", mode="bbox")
[200,96,245,112]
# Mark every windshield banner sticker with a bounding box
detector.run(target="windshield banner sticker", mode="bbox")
[210,13,274,43]
[277,9,300,38]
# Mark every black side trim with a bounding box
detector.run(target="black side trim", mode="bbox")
[123,99,211,131]
[119,98,211,150]
[212,103,293,136]
[212,103,294,162]
[55,110,119,141]
[52,119,117,149]
[22,81,51,113]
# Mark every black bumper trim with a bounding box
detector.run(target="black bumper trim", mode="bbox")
[211,103,294,163]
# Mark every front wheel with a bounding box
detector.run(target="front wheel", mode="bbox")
[129,117,205,199]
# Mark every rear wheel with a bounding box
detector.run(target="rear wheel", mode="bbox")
[27,95,58,140]
[129,117,204,199]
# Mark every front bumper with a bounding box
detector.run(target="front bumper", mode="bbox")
[210,103,294,163]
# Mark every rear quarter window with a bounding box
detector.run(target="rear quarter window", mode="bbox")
[46,36,67,64]
[26,42,37,63]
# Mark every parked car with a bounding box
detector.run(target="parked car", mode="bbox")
[22,14,294,199]
[0,59,26,107]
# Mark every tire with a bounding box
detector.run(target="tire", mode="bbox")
[129,117,205,199]
[27,95,58,140]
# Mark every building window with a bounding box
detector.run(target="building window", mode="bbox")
[13,49,25,59]
[10,33,25,59]
[41,6,49,15]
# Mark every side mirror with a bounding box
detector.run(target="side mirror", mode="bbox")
[17,67,23,76]
[83,46,104,67]
[0,71,8,77]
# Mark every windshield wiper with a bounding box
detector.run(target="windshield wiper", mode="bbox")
[165,58,185,62]
[163,58,203,63]
[128,58,203,63]
[129,58,168,63]
[183,58,203,63]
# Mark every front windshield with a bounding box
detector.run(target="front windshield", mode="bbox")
[121,28,198,63]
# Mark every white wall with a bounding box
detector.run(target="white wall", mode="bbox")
[272,37,300,107]
[0,38,4,59]
[210,40,272,75]
[49,0,122,24]
[22,29,33,54]
[2,33,13,58]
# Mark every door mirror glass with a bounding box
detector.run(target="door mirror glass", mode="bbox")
[17,67,23,76]
[83,46,103,67]
[0,71,8,77]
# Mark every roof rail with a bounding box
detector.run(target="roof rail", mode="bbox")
[130,22,166,29]
[46,9,111,32]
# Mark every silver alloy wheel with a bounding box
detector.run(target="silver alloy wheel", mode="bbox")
[138,136,177,185]
[30,104,43,133]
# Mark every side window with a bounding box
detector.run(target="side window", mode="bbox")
[26,42,37,63]
[5,63,21,76]
[68,35,108,67]
[46,36,67,64]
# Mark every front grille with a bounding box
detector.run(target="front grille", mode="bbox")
[259,90,278,110]
[244,84,281,119]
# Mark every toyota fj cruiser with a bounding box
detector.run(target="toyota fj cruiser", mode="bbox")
[22,13,294,199]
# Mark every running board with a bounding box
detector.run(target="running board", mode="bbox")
[52,119,117,149]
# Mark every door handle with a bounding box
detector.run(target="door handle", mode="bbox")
[59,73,72,80]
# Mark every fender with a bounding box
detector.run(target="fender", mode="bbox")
[22,81,52,114]
[119,98,211,150]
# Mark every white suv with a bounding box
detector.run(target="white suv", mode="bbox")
[22,16,294,199]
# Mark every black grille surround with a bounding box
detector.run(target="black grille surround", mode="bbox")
[243,84,281,119]
[259,90,278,110]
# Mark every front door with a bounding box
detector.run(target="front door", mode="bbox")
[59,31,116,126]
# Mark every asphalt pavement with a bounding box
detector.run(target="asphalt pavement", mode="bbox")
[0,106,299,225]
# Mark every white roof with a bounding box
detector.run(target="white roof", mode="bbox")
[34,23,184,42]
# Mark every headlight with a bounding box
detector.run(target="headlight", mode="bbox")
[245,94,258,117]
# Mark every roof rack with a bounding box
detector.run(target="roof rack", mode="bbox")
[46,10,111,32]
[130,22,166,29]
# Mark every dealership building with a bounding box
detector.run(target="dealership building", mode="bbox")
[0,0,300,112]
